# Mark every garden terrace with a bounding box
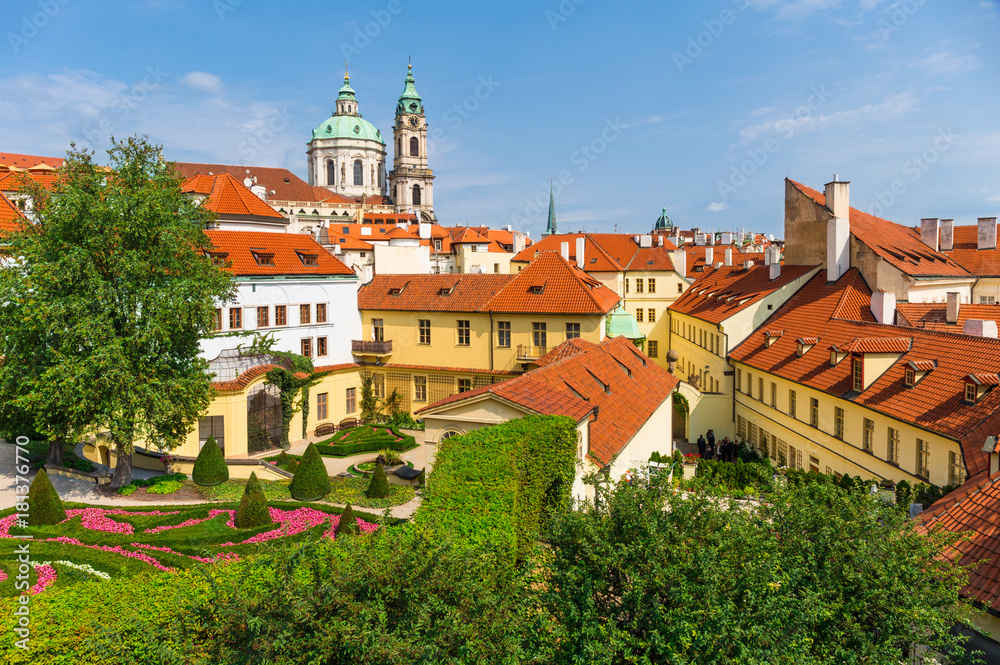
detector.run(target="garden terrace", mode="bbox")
[315,424,417,457]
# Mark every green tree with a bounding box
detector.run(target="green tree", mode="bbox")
[289,442,331,501]
[192,437,229,486]
[335,503,360,537]
[0,138,235,488]
[26,468,67,525]
[366,463,391,499]
[234,472,271,529]
[359,372,381,424]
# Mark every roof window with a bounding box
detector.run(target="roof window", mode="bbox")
[530,285,544,295]
[251,251,275,267]
[297,252,320,267]
[206,252,229,267]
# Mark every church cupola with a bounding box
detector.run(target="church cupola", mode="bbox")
[396,62,423,116]
[335,69,360,117]
[388,61,435,219]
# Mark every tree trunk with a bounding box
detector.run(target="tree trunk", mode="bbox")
[109,436,132,489]
[46,436,64,467]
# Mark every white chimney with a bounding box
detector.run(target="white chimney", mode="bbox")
[658,236,664,247]
[764,248,772,266]
[743,260,753,270]
[824,177,850,220]
[870,290,896,325]
[721,232,732,245]
[418,222,432,239]
[672,249,687,277]
[513,232,526,254]
[715,262,724,269]
[695,234,706,246]
[560,241,570,262]
[965,319,999,338]
[940,219,954,252]
[576,237,586,269]
[920,218,939,251]
[979,217,999,251]
[705,247,713,265]
[946,291,960,324]
[769,262,781,280]
[708,234,715,246]
[827,217,850,281]
[332,243,342,255]
[724,247,733,267]
[634,235,640,243]
[640,234,652,248]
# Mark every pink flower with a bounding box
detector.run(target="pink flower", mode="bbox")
[29,564,57,595]
[0,569,7,583]
[43,537,174,572]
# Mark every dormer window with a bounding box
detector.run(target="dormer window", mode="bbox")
[965,382,978,404]
[852,357,864,392]
[251,251,275,266]
[530,285,544,295]
[764,330,783,347]
[904,367,915,387]
[829,346,841,367]
[962,373,999,404]
[796,337,818,357]
[297,252,319,266]
[389,287,402,296]
[437,286,453,296]
[207,252,229,267]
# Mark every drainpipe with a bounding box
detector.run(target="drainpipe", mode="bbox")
[489,310,494,372]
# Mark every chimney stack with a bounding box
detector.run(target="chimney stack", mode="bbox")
[979,217,999,251]
[940,219,954,252]
[576,237,586,269]
[721,231,733,245]
[769,262,781,280]
[764,248,772,266]
[715,262,724,269]
[560,241,570,262]
[827,216,850,281]
[870,290,896,325]
[743,260,753,270]
[965,320,999,339]
[824,176,850,220]
[724,247,733,267]
[920,218,939,251]
[672,249,687,277]
[705,247,713,265]
[946,291,960,324]
[708,234,715,245]
[658,236,664,247]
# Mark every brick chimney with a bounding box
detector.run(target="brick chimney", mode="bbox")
[940,219,954,251]
[979,217,997,251]
[920,218,939,251]
[824,175,850,220]
[946,291,960,324]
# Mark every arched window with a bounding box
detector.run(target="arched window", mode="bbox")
[439,429,462,442]
[353,160,363,186]
[325,160,335,186]
[412,184,422,206]
[396,137,401,156]
[409,136,419,157]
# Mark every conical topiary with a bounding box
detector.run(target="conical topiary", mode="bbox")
[289,443,331,501]
[192,437,229,486]
[234,472,272,529]
[365,463,391,499]
[286,457,299,473]
[27,468,67,526]
[335,503,360,537]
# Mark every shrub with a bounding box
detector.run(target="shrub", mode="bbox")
[192,437,229,487]
[315,424,416,457]
[27,468,67,525]
[116,484,138,496]
[366,464,391,499]
[335,503,360,537]
[234,472,272,529]
[378,448,402,466]
[146,480,183,495]
[671,450,683,478]
[289,443,331,502]
[695,458,774,493]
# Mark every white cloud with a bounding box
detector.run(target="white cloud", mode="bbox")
[908,52,981,77]
[707,201,730,212]
[180,71,223,94]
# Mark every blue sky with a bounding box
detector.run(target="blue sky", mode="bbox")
[1,0,998,239]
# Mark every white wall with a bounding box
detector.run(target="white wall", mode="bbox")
[374,243,431,274]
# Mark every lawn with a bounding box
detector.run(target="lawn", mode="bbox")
[194,475,416,509]
[0,501,391,598]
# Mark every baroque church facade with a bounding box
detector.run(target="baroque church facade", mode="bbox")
[306,64,435,219]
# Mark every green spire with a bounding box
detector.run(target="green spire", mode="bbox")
[337,67,357,102]
[396,62,424,115]
[546,182,557,236]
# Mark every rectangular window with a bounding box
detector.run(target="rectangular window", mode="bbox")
[648,308,656,323]
[636,309,644,323]
[346,387,356,414]
[677,282,683,293]
[834,407,845,438]
[635,279,644,294]
[257,306,269,328]
[863,418,874,452]
[497,321,511,348]
[809,455,820,473]
[789,390,797,418]
[301,338,312,357]
[647,278,656,293]
[372,318,384,342]
[758,377,764,402]
[853,357,863,392]
[965,383,977,404]
[300,304,311,325]
[750,423,758,446]
[533,322,547,349]
[981,296,996,305]
[458,378,472,393]
[198,416,225,454]
[737,415,746,439]
[949,451,965,486]
[770,382,777,407]
[419,319,431,345]
[736,368,742,393]
[810,398,819,427]
[887,427,900,464]
[373,374,384,398]
[275,305,286,327]
[316,303,327,323]
[229,307,242,330]
[566,323,581,339]
[213,308,222,331]
[457,320,471,346]
[904,367,915,387]
[624,278,629,294]
[917,439,930,479]
[414,376,427,402]
[647,340,659,358]
[317,337,327,356]
[316,393,328,421]
[747,372,752,396]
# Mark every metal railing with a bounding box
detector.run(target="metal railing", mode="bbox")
[352,339,393,355]
[516,344,548,360]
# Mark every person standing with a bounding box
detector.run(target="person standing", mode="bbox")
[707,429,716,450]
[697,434,707,459]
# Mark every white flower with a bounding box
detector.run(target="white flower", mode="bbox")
[36,560,111,580]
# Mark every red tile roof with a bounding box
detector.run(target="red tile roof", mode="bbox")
[358,273,512,312]
[909,360,937,372]
[182,173,285,221]
[668,264,817,324]
[764,330,784,338]
[0,169,60,192]
[797,337,820,345]
[896,302,1000,332]
[844,337,912,354]
[942,224,1000,276]
[204,230,355,277]
[418,336,679,464]
[534,337,593,367]
[0,192,26,234]
[789,180,970,278]
[511,233,677,274]
[729,268,1000,479]
[175,162,328,204]
[0,152,64,169]
[964,373,1000,386]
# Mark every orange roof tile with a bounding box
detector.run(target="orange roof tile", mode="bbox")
[0,169,60,192]
[942,224,1000,276]
[181,173,285,221]
[204,230,355,277]
[511,233,678,274]
[175,162,328,204]
[844,337,912,354]
[908,360,937,372]
[358,274,512,312]
[964,373,1000,386]
[419,336,679,464]
[668,264,817,324]
[0,192,26,234]
[0,152,64,170]
[896,302,1000,332]
[764,330,784,338]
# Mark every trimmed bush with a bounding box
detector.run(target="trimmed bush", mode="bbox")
[27,468,67,525]
[335,502,360,537]
[192,437,229,487]
[695,458,774,492]
[289,443,331,502]
[315,424,417,457]
[234,472,272,529]
[366,464,391,499]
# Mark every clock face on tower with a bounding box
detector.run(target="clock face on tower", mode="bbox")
[408,116,419,128]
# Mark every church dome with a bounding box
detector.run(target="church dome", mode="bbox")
[312,115,385,144]
[396,63,424,115]
[654,207,674,231]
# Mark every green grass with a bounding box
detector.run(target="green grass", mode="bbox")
[195,476,414,509]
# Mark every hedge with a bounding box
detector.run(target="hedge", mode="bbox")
[315,424,417,458]
[192,437,229,486]
[416,415,577,562]
[695,458,774,492]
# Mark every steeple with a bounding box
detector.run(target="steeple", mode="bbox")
[335,66,359,116]
[546,182,557,236]
[396,62,424,116]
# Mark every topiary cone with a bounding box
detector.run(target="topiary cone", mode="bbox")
[335,503,360,537]
[27,468,67,526]
[234,472,272,529]
[365,463,391,499]
[289,443,331,501]
[192,437,229,487]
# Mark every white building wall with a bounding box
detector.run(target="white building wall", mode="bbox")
[373,244,431,274]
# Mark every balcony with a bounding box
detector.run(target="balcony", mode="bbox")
[351,339,393,357]
[516,344,548,361]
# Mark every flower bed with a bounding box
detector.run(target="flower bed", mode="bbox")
[314,424,417,458]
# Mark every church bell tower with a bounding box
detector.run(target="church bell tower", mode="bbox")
[387,63,435,219]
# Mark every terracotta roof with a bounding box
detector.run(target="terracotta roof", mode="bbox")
[943,224,1000,276]
[534,337,593,367]
[789,180,970,278]
[204,230,355,277]
[0,192,25,234]
[0,169,60,192]
[211,363,277,391]
[450,227,489,244]
[668,264,817,324]
[360,362,520,377]
[764,330,784,338]
[844,337,912,354]
[909,360,937,372]
[728,268,1000,479]
[510,233,677,274]
[418,336,679,465]
[174,162,327,204]
[358,274,512,312]
[684,245,763,276]
[181,173,285,221]
[797,337,820,345]
[964,373,1000,386]
[0,152,64,170]
[896,302,1000,332]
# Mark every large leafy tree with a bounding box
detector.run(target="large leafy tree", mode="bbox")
[0,137,235,487]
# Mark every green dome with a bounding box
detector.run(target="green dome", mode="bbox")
[312,115,384,144]
[605,303,645,340]
[396,63,424,115]
[654,207,673,231]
